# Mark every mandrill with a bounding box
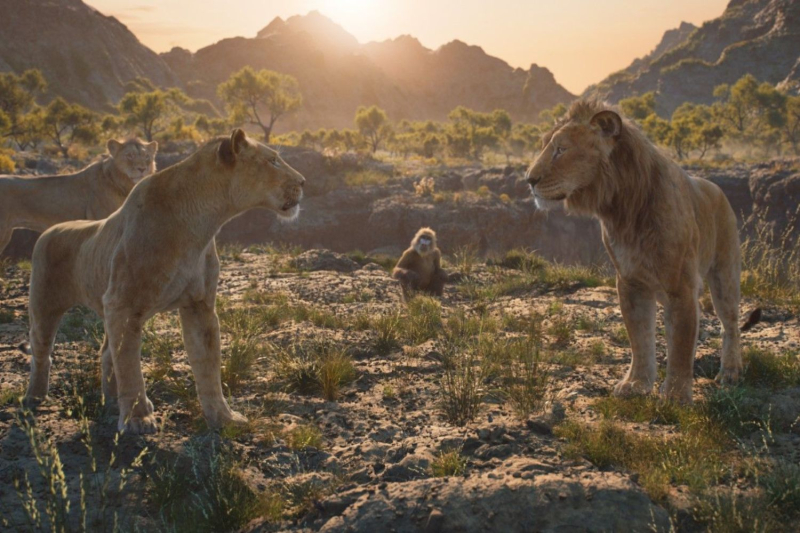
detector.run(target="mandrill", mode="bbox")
[392,227,449,299]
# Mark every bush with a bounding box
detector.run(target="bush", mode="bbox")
[0,153,15,173]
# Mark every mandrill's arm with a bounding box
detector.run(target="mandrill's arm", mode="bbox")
[392,250,421,287]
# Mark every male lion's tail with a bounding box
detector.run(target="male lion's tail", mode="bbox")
[740,308,762,332]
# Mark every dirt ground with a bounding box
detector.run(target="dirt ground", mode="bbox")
[1,248,798,532]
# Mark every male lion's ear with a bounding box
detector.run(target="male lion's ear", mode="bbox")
[107,139,123,157]
[145,141,158,156]
[590,111,622,139]
[231,128,247,155]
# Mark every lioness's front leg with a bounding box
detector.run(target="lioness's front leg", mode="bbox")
[614,278,657,397]
[661,287,699,404]
[179,300,246,428]
[106,310,156,434]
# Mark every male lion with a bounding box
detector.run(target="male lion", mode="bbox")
[24,129,305,433]
[0,138,157,254]
[526,100,741,403]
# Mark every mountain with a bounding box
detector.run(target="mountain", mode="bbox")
[162,11,575,130]
[585,0,800,115]
[0,0,178,111]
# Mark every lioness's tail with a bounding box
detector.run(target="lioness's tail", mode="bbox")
[18,341,30,354]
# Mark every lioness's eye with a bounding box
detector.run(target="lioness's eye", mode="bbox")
[270,158,281,168]
[553,146,566,159]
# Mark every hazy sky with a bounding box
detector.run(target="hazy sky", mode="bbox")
[89,0,729,93]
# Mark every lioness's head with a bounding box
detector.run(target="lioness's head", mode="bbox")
[217,129,305,220]
[525,101,624,212]
[108,138,158,183]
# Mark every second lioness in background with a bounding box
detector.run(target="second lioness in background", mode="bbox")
[0,138,157,255]
[392,227,449,300]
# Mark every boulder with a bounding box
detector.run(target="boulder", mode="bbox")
[290,249,360,273]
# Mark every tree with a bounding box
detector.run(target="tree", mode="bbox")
[0,69,46,138]
[537,103,567,126]
[619,92,657,122]
[218,67,302,143]
[11,107,46,150]
[713,74,786,154]
[194,115,230,138]
[119,90,168,141]
[355,105,391,153]
[43,97,98,158]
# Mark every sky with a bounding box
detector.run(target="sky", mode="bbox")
[88,0,730,94]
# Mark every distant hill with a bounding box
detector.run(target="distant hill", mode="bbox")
[585,0,800,115]
[161,11,576,130]
[0,0,178,111]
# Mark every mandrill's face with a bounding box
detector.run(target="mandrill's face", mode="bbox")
[415,235,434,255]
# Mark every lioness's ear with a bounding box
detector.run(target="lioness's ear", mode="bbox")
[107,139,123,157]
[231,128,247,155]
[145,141,158,156]
[590,111,622,139]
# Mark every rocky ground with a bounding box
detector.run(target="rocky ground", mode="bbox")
[0,247,798,532]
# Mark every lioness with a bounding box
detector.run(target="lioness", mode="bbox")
[0,138,157,255]
[526,100,741,403]
[25,129,305,433]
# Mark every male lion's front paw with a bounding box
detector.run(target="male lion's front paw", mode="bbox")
[715,366,742,386]
[22,393,46,408]
[206,408,248,429]
[613,379,653,397]
[660,378,693,405]
[119,414,158,435]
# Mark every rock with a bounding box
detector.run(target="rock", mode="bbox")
[425,509,445,533]
[746,161,800,242]
[290,249,360,273]
[0,0,178,110]
[318,468,670,532]
[525,419,553,436]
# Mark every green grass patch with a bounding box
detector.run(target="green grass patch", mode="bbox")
[431,450,467,477]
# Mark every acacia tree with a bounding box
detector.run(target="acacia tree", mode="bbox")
[43,97,98,158]
[119,88,190,142]
[354,105,390,153]
[0,69,46,139]
[713,74,787,154]
[218,67,302,143]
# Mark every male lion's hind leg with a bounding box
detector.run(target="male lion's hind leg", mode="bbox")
[613,281,658,397]
[105,309,156,434]
[179,301,246,428]
[100,334,118,402]
[708,267,743,385]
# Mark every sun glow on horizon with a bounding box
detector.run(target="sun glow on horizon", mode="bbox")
[89,0,729,94]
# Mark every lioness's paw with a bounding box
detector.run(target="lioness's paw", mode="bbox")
[715,366,742,386]
[613,379,652,397]
[659,379,693,405]
[119,414,158,435]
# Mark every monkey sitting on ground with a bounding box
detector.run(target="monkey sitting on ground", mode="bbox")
[392,227,449,299]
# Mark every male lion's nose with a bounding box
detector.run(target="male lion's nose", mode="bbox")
[525,167,540,186]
